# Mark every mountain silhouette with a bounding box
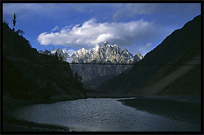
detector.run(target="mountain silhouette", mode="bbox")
[98,15,201,95]
[3,23,85,101]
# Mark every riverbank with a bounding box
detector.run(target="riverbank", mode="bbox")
[2,95,84,133]
[2,95,202,133]
[3,114,70,132]
[119,95,201,124]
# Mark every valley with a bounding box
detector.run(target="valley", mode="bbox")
[39,41,143,88]
[2,4,202,132]
[3,96,201,132]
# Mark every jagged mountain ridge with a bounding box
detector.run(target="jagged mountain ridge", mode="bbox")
[39,48,73,62]
[38,42,143,88]
[71,41,143,64]
[38,41,143,64]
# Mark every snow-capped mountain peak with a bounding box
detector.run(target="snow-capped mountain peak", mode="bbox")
[62,49,67,54]
[71,41,143,64]
[104,41,109,44]
[38,41,143,63]
[93,44,100,52]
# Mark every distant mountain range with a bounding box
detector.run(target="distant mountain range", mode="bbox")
[98,15,201,95]
[38,42,143,89]
[71,41,143,64]
[38,41,143,64]
[33,15,201,95]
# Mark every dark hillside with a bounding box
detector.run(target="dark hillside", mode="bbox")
[2,23,85,101]
[98,15,201,95]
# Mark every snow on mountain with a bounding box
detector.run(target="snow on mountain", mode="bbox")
[38,41,143,64]
[38,41,143,88]
[66,57,73,63]
[134,52,143,62]
[38,48,71,61]
[93,44,100,53]
[71,41,143,64]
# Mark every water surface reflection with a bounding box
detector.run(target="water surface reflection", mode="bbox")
[12,98,200,131]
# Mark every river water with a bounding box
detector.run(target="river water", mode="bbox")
[11,97,200,132]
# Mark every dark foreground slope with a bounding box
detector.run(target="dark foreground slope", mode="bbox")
[119,95,201,124]
[2,22,85,102]
[98,15,201,95]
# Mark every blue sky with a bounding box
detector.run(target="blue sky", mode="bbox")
[3,3,201,56]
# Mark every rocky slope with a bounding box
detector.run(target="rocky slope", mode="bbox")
[39,41,143,64]
[70,64,133,89]
[71,41,142,64]
[98,15,201,95]
[3,22,85,101]
[70,42,143,88]
[39,42,143,89]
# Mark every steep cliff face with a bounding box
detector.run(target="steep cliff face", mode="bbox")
[98,15,201,95]
[71,41,143,88]
[3,23,85,101]
[39,42,143,88]
[70,41,143,88]
[38,41,143,64]
[71,41,142,64]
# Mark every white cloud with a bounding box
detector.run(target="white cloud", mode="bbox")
[89,9,93,13]
[113,3,156,21]
[138,42,153,56]
[61,48,76,55]
[3,3,73,21]
[37,18,160,51]
[112,3,201,21]
[74,5,86,12]
[3,3,53,16]
[67,49,76,56]
[51,26,59,31]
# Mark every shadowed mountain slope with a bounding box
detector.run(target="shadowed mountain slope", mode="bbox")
[98,15,201,95]
[3,23,85,101]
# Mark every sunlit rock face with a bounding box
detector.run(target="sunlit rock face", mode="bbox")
[69,41,143,88]
[38,41,143,64]
[38,41,143,88]
[71,41,143,64]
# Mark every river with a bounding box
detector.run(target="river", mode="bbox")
[10,97,200,132]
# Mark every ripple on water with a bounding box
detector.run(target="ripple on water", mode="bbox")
[12,98,200,132]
